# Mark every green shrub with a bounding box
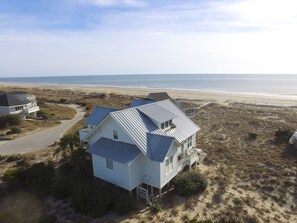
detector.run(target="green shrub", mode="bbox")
[174,172,207,196]
[37,110,51,120]
[151,202,162,213]
[10,126,22,134]
[114,193,134,215]
[70,180,117,218]
[275,128,293,142]
[24,162,55,196]
[0,114,22,129]
[6,114,22,126]
[38,214,57,223]
[59,98,67,103]
[2,162,54,196]
[248,132,257,140]
[2,167,27,182]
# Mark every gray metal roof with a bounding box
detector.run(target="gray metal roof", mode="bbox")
[0,91,30,107]
[85,106,118,126]
[146,92,174,102]
[147,133,175,162]
[111,107,163,157]
[128,99,154,108]
[109,99,200,162]
[138,103,177,123]
[86,137,140,165]
[159,100,200,142]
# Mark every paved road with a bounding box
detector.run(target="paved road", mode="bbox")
[0,104,85,155]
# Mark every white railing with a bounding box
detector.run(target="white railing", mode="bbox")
[178,147,207,165]
[26,106,40,114]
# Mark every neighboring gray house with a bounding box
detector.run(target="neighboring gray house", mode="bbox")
[0,91,40,117]
[80,99,206,203]
[146,92,197,119]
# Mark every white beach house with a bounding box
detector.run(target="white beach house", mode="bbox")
[0,91,40,117]
[80,99,206,202]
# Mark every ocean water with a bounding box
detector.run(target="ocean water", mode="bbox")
[0,74,297,97]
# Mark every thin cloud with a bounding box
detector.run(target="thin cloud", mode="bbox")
[80,0,149,7]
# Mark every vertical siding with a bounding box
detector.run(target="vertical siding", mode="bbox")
[129,153,161,189]
[92,155,130,190]
[160,142,178,188]
[88,116,134,146]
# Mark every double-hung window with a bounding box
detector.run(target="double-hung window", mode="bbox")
[187,136,193,148]
[106,159,113,170]
[165,156,174,174]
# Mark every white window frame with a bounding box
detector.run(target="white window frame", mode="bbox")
[161,120,173,130]
[165,156,174,175]
[187,136,193,148]
[113,130,118,140]
[106,159,114,170]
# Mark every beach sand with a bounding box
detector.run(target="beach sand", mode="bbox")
[1,83,297,222]
[1,83,297,106]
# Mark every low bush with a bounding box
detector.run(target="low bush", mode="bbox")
[151,202,162,213]
[2,167,27,182]
[70,180,117,218]
[0,114,22,129]
[10,126,22,134]
[248,132,257,140]
[174,172,207,196]
[275,128,293,142]
[39,214,57,223]
[2,162,54,196]
[37,110,51,120]
[114,193,134,215]
[59,98,67,103]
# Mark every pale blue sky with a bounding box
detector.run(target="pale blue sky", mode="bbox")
[0,0,297,77]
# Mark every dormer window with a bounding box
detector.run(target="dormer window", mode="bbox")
[161,120,173,130]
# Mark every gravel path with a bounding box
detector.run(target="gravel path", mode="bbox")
[0,104,85,155]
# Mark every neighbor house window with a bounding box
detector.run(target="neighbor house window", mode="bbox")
[15,106,23,111]
[113,130,118,140]
[165,156,174,174]
[106,159,113,170]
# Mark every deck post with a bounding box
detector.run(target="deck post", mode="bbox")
[159,188,162,202]
[129,190,132,197]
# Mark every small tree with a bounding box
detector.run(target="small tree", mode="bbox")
[55,131,80,156]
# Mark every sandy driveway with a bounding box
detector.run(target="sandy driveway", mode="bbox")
[0,104,85,155]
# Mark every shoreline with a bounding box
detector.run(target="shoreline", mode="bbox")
[1,82,297,106]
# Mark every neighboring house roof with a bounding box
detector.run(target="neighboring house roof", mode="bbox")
[138,103,177,123]
[85,106,118,126]
[86,137,140,165]
[147,133,175,162]
[128,99,154,108]
[0,91,30,107]
[146,92,174,102]
[9,91,28,95]
[109,99,200,161]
